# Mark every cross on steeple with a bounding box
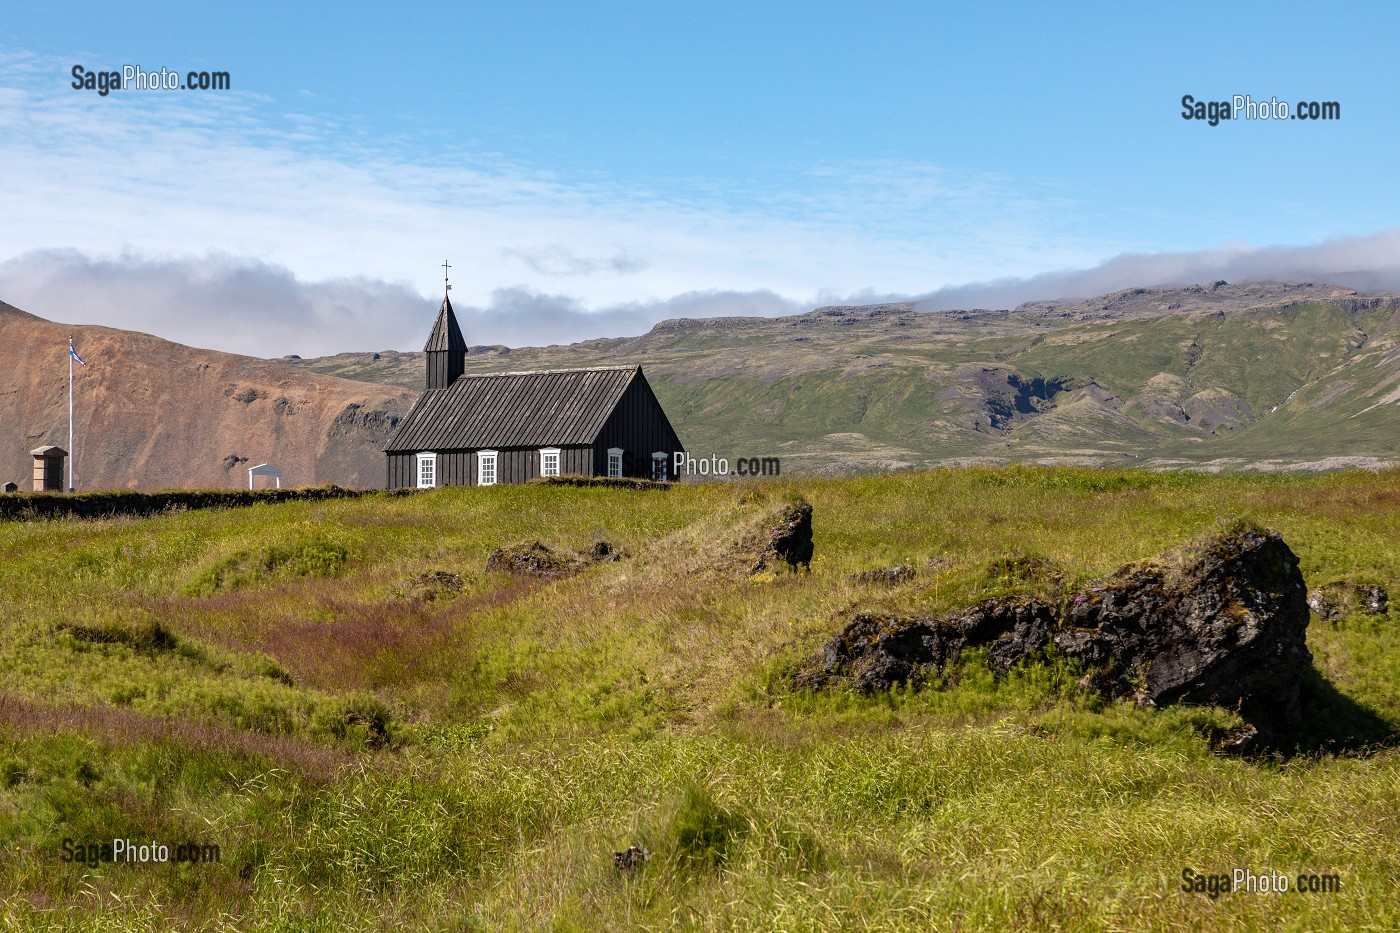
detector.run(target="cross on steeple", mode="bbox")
[442,260,452,295]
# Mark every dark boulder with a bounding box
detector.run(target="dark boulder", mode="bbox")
[613,845,650,871]
[1308,586,1339,622]
[819,526,1313,738]
[1214,724,1259,757]
[752,502,813,573]
[821,598,1056,691]
[822,613,947,692]
[1056,527,1311,735]
[952,598,1057,674]
[1366,585,1389,616]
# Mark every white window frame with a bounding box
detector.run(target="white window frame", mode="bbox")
[477,449,498,487]
[607,447,623,478]
[540,447,561,478]
[651,451,668,481]
[416,452,437,489]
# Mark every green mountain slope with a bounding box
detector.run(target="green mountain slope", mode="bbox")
[289,283,1400,472]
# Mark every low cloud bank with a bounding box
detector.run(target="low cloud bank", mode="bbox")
[3,230,1397,358]
[912,229,1400,311]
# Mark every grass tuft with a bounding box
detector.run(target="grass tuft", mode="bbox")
[668,783,749,871]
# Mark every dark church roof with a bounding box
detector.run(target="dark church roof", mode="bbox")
[424,295,467,352]
[385,365,644,452]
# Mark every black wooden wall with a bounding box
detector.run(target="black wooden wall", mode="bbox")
[387,445,594,488]
[591,377,685,479]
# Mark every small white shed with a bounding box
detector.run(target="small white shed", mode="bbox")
[248,463,283,490]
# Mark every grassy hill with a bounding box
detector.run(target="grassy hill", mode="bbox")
[290,283,1400,474]
[3,467,1399,929]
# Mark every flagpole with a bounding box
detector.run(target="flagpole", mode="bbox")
[68,334,74,493]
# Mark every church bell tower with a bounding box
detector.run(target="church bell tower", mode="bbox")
[425,263,467,391]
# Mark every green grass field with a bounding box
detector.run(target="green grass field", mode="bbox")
[2,468,1399,930]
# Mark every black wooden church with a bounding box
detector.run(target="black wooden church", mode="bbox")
[384,293,684,488]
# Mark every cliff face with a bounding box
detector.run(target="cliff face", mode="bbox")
[0,300,418,490]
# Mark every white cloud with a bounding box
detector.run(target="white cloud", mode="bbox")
[498,245,649,277]
[0,49,1109,320]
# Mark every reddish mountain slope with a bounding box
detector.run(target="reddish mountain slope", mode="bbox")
[0,300,418,490]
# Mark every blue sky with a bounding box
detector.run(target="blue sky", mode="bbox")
[1,2,1396,355]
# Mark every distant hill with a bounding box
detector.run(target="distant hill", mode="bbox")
[8,280,1397,490]
[0,300,416,490]
[290,281,1400,474]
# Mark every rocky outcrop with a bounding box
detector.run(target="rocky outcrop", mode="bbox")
[950,366,1075,433]
[1055,527,1311,735]
[485,539,625,579]
[1308,582,1389,621]
[486,541,583,579]
[823,598,1055,693]
[400,570,465,602]
[819,526,1313,738]
[751,502,813,573]
[850,565,917,586]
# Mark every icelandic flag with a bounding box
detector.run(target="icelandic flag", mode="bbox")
[69,338,87,366]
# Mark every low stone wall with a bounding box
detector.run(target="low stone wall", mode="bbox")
[528,475,672,491]
[0,485,401,521]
